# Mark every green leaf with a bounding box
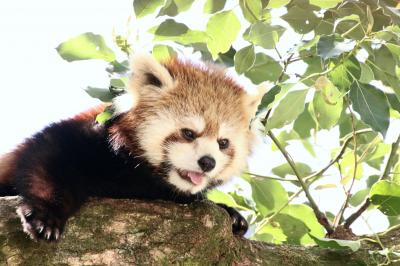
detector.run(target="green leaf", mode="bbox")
[328,58,360,91]
[228,192,254,210]
[207,190,249,210]
[387,93,400,114]
[367,175,380,188]
[206,11,240,59]
[359,62,374,83]
[370,180,400,216]
[96,111,113,124]
[152,44,177,61]
[309,235,361,252]
[234,45,256,74]
[203,0,226,14]
[85,87,115,102]
[349,83,390,136]
[107,60,130,74]
[317,36,355,60]
[151,19,209,44]
[334,14,360,31]
[158,0,195,17]
[258,85,281,111]
[312,77,343,129]
[282,6,319,34]
[349,188,370,207]
[363,143,391,162]
[266,89,308,130]
[56,32,115,62]
[245,53,282,84]
[302,55,324,86]
[386,43,400,60]
[266,0,291,8]
[315,184,337,190]
[299,35,320,51]
[293,104,316,138]
[110,78,126,91]
[239,0,262,23]
[272,163,312,178]
[252,223,286,244]
[373,46,397,76]
[217,46,236,67]
[310,0,343,8]
[151,19,187,37]
[276,204,325,245]
[393,162,400,184]
[134,0,164,18]
[386,93,400,113]
[340,151,364,182]
[243,22,285,49]
[250,179,288,216]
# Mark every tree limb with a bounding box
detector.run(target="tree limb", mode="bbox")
[0,196,395,265]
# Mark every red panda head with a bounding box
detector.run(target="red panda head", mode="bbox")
[112,55,264,194]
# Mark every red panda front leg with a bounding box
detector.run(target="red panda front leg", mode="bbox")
[17,191,86,241]
[15,170,87,242]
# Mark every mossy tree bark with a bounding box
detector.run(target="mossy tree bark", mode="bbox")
[0,197,397,265]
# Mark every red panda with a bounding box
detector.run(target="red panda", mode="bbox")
[0,55,264,241]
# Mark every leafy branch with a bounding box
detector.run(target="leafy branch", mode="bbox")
[344,134,400,228]
[267,130,334,234]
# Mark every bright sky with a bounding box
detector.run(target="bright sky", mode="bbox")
[0,0,395,236]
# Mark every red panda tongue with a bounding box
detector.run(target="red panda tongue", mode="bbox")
[187,171,204,185]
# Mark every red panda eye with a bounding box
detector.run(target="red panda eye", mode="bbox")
[181,128,196,141]
[218,139,229,150]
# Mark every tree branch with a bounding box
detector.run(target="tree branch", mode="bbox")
[0,196,392,265]
[267,130,334,234]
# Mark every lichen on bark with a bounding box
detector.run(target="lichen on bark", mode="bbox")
[0,196,397,265]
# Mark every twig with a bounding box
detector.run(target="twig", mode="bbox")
[277,53,294,83]
[245,172,298,182]
[344,134,400,228]
[274,47,282,60]
[267,130,334,234]
[378,224,400,237]
[303,129,372,182]
[333,105,358,227]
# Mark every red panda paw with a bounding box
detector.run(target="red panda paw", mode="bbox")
[16,203,65,242]
[217,203,248,237]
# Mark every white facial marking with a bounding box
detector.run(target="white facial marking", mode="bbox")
[138,113,178,165]
[113,92,137,114]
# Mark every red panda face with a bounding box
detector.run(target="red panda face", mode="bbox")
[118,55,264,194]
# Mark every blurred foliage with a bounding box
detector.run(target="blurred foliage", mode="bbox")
[56,0,400,258]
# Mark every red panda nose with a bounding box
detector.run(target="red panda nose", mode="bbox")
[198,156,216,172]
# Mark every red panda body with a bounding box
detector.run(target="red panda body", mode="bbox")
[0,55,264,241]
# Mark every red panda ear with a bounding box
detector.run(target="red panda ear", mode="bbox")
[129,54,175,90]
[246,84,267,120]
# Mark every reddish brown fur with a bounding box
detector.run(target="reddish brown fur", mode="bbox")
[0,105,107,186]
[162,58,248,130]
[0,143,30,186]
[124,58,249,138]
[0,151,18,185]
[28,167,54,200]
